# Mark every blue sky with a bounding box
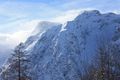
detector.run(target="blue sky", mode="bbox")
[0,0,120,47]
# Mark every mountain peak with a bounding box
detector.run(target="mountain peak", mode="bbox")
[75,10,101,20]
[83,10,100,15]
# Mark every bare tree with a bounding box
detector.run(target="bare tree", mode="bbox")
[1,43,31,80]
[80,39,120,80]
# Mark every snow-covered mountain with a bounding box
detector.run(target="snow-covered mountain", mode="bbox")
[1,10,120,80]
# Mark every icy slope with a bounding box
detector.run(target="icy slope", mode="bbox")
[1,10,120,80]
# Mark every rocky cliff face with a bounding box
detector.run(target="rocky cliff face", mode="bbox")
[1,10,120,80]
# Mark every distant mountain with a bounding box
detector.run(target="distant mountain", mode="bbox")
[1,10,120,80]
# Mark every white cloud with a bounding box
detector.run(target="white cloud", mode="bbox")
[51,10,81,23]
[51,8,94,23]
[0,19,40,48]
[18,19,41,32]
[0,31,28,48]
[112,10,120,14]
